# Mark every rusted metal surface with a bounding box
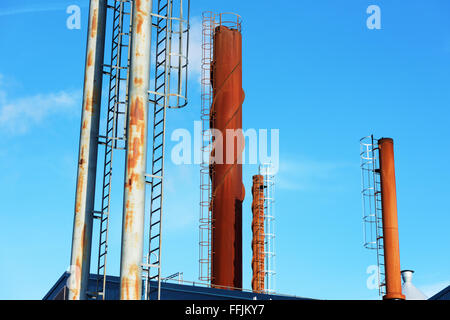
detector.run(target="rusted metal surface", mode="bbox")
[251,175,265,293]
[69,0,107,300]
[120,0,152,300]
[378,138,405,300]
[210,24,245,289]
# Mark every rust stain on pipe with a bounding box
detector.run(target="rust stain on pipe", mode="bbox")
[69,0,106,300]
[87,51,94,67]
[136,15,144,35]
[120,0,151,300]
[378,138,405,300]
[210,25,245,290]
[90,9,98,38]
[251,175,265,293]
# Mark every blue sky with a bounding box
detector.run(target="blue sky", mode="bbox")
[1,0,449,300]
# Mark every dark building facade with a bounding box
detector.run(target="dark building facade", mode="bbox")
[429,285,450,300]
[44,272,308,300]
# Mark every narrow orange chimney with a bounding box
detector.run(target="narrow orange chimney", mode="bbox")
[210,21,245,289]
[378,138,405,300]
[251,175,265,293]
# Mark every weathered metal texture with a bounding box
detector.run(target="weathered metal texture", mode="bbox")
[69,0,107,300]
[251,175,265,293]
[378,138,405,300]
[210,25,245,289]
[120,0,152,300]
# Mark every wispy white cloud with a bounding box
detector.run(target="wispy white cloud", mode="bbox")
[0,74,81,134]
[0,1,87,17]
[276,157,352,191]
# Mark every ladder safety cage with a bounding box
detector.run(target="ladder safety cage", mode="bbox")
[148,0,190,109]
[199,11,215,285]
[259,163,276,294]
[94,0,133,300]
[144,0,190,301]
[360,135,386,296]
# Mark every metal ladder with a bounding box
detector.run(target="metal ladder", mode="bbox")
[373,166,386,296]
[360,135,386,297]
[143,0,174,301]
[94,0,132,300]
[199,11,215,285]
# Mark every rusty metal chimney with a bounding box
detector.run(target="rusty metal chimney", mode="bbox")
[69,0,190,301]
[69,0,107,300]
[210,14,245,290]
[378,138,405,300]
[119,0,152,300]
[251,175,265,293]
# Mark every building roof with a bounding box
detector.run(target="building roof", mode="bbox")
[428,285,450,300]
[44,272,310,300]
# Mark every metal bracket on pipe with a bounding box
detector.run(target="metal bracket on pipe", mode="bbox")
[93,211,103,220]
[145,174,163,185]
[145,174,163,179]
[142,263,161,271]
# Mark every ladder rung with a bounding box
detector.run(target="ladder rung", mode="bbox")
[151,207,161,214]
[157,24,167,34]
[150,234,160,241]
[152,181,162,188]
[154,155,163,163]
[151,220,160,228]
[157,37,166,47]
[154,118,164,127]
[156,71,165,80]
[150,247,159,254]
[154,107,164,116]
[159,4,168,13]
[157,48,166,57]
[156,83,165,92]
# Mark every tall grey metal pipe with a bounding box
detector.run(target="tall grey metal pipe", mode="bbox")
[120,0,152,300]
[68,0,107,300]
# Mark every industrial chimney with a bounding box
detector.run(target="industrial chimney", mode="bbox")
[378,138,405,300]
[210,14,245,290]
[68,0,107,300]
[69,0,190,300]
[251,175,265,293]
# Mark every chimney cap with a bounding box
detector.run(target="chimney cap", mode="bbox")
[401,269,415,274]
[378,137,394,144]
[400,269,428,300]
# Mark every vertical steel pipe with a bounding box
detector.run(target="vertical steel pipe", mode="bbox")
[378,138,405,300]
[120,0,152,300]
[69,0,107,300]
[251,175,265,293]
[210,24,245,289]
